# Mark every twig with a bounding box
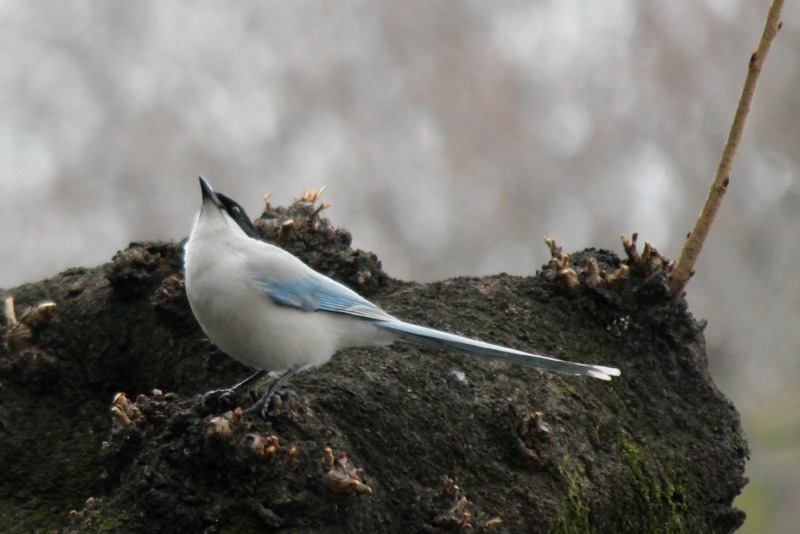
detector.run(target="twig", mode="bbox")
[4,297,16,325]
[668,0,784,294]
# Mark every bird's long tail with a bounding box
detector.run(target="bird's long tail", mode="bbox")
[374,320,621,381]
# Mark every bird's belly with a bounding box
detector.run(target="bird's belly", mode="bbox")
[186,271,390,371]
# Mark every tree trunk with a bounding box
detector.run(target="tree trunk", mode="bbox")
[0,202,748,533]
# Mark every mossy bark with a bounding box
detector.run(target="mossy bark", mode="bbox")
[0,204,747,533]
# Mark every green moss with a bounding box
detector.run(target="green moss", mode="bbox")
[553,437,695,533]
[553,454,591,533]
[618,435,641,455]
[604,435,692,533]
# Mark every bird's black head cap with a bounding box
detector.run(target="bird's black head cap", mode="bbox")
[217,192,260,239]
[198,176,260,239]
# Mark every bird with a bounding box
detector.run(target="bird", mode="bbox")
[184,177,621,417]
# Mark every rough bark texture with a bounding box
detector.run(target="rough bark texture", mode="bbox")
[0,202,748,533]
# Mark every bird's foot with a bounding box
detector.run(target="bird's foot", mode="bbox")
[202,388,239,411]
[248,387,297,403]
[242,365,305,419]
[244,393,270,420]
[244,388,297,419]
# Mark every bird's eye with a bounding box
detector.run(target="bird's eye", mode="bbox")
[231,207,240,215]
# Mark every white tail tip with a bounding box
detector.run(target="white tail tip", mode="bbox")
[586,366,622,381]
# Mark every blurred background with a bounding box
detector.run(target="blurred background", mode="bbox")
[0,1,796,530]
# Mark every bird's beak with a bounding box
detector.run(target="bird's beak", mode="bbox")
[199,176,223,208]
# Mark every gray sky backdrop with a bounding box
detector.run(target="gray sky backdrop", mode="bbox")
[1,1,797,531]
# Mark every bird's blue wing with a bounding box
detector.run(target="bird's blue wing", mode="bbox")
[250,269,395,321]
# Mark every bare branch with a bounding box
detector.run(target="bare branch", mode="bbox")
[669,0,785,294]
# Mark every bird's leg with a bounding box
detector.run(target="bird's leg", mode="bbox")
[203,369,269,410]
[245,364,306,419]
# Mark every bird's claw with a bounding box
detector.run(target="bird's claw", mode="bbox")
[244,387,298,419]
[274,388,298,401]
[202,388,238,410]
[243,395,269,419]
